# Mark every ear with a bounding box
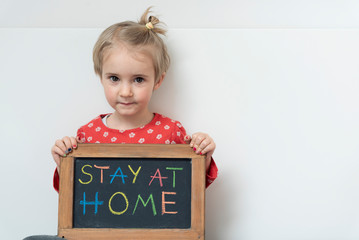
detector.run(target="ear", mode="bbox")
[153,72,166,91]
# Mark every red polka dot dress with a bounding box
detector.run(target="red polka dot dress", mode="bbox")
[77,113,187,145]
[53,113,218,191]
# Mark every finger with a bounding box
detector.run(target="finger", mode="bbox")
[199,142,215,156]
[51,145,66,165]
[62,136,74,154]
[190,133,202,148]
[184,135,191,144]
[191,134,206,154]
[70,137,78,149]
[55,139,68,155]
[197,138,212,155]
[189,135,196,147]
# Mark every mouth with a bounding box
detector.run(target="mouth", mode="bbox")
[118,102,135,106]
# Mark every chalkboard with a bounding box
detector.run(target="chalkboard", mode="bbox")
[73,158,191,228]
[58,144,205,240]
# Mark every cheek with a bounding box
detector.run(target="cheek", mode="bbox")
[137,88,153,102]
[103,86,117,101]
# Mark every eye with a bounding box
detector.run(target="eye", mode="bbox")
[109,76,119,82]
[134,77,144,83]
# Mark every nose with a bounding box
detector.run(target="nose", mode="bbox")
[119,82,133,97]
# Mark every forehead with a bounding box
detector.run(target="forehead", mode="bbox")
[102,42,155,73]
[104,42,154,63]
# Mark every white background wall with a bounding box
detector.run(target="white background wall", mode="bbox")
[1,1,359,240]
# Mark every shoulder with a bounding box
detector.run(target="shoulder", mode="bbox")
[153,113,186,138]
[76,114,109,141]
[152,113,187,144]
[153,113,185,130]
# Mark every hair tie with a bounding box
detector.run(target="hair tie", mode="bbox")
[146,22,154,30]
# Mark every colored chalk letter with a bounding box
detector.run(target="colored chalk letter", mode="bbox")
[149,168,168,187]
[128,165,141,184]
[79,165,93,184]
[166,167,183,188]
[79,192,104,215]
[108,192,129,215]
[110,167,128,184]
[94,165,110,183]
[161,191,178,215]
[132,194,157,216]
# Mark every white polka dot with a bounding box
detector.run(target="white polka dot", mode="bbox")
[111,137,117,142]
[129,132,135,138]
[156,134,162,139]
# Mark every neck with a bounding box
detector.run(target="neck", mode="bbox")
[108,110,154,131]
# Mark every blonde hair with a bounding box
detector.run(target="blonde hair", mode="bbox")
[93,7,170,82]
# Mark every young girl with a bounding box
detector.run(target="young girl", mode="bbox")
[51,7,218,191]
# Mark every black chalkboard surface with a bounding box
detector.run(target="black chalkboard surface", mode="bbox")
[73,157,192,228]
[58,144,205,240]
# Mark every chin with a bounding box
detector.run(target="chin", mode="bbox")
[116,109,139,116]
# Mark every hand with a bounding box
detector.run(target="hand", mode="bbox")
[184,132,216,172]
[51,136,80,173]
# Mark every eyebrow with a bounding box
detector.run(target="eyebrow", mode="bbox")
[133,74,149,78]
[104,72,119,76]
[103,72,151,79]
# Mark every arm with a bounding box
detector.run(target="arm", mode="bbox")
[185,132,218,188]
[51,136,80,192]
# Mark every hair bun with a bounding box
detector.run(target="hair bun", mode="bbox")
[140,7,166,35]
[148,15,160,25]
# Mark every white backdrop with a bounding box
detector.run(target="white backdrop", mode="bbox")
[1,1,359,240]
[1,28,359,240]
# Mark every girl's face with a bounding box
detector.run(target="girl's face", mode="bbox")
[101,43,163,119]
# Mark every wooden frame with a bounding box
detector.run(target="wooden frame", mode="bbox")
[58,144,205,240]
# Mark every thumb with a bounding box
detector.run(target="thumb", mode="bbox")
[184,134,191,144]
